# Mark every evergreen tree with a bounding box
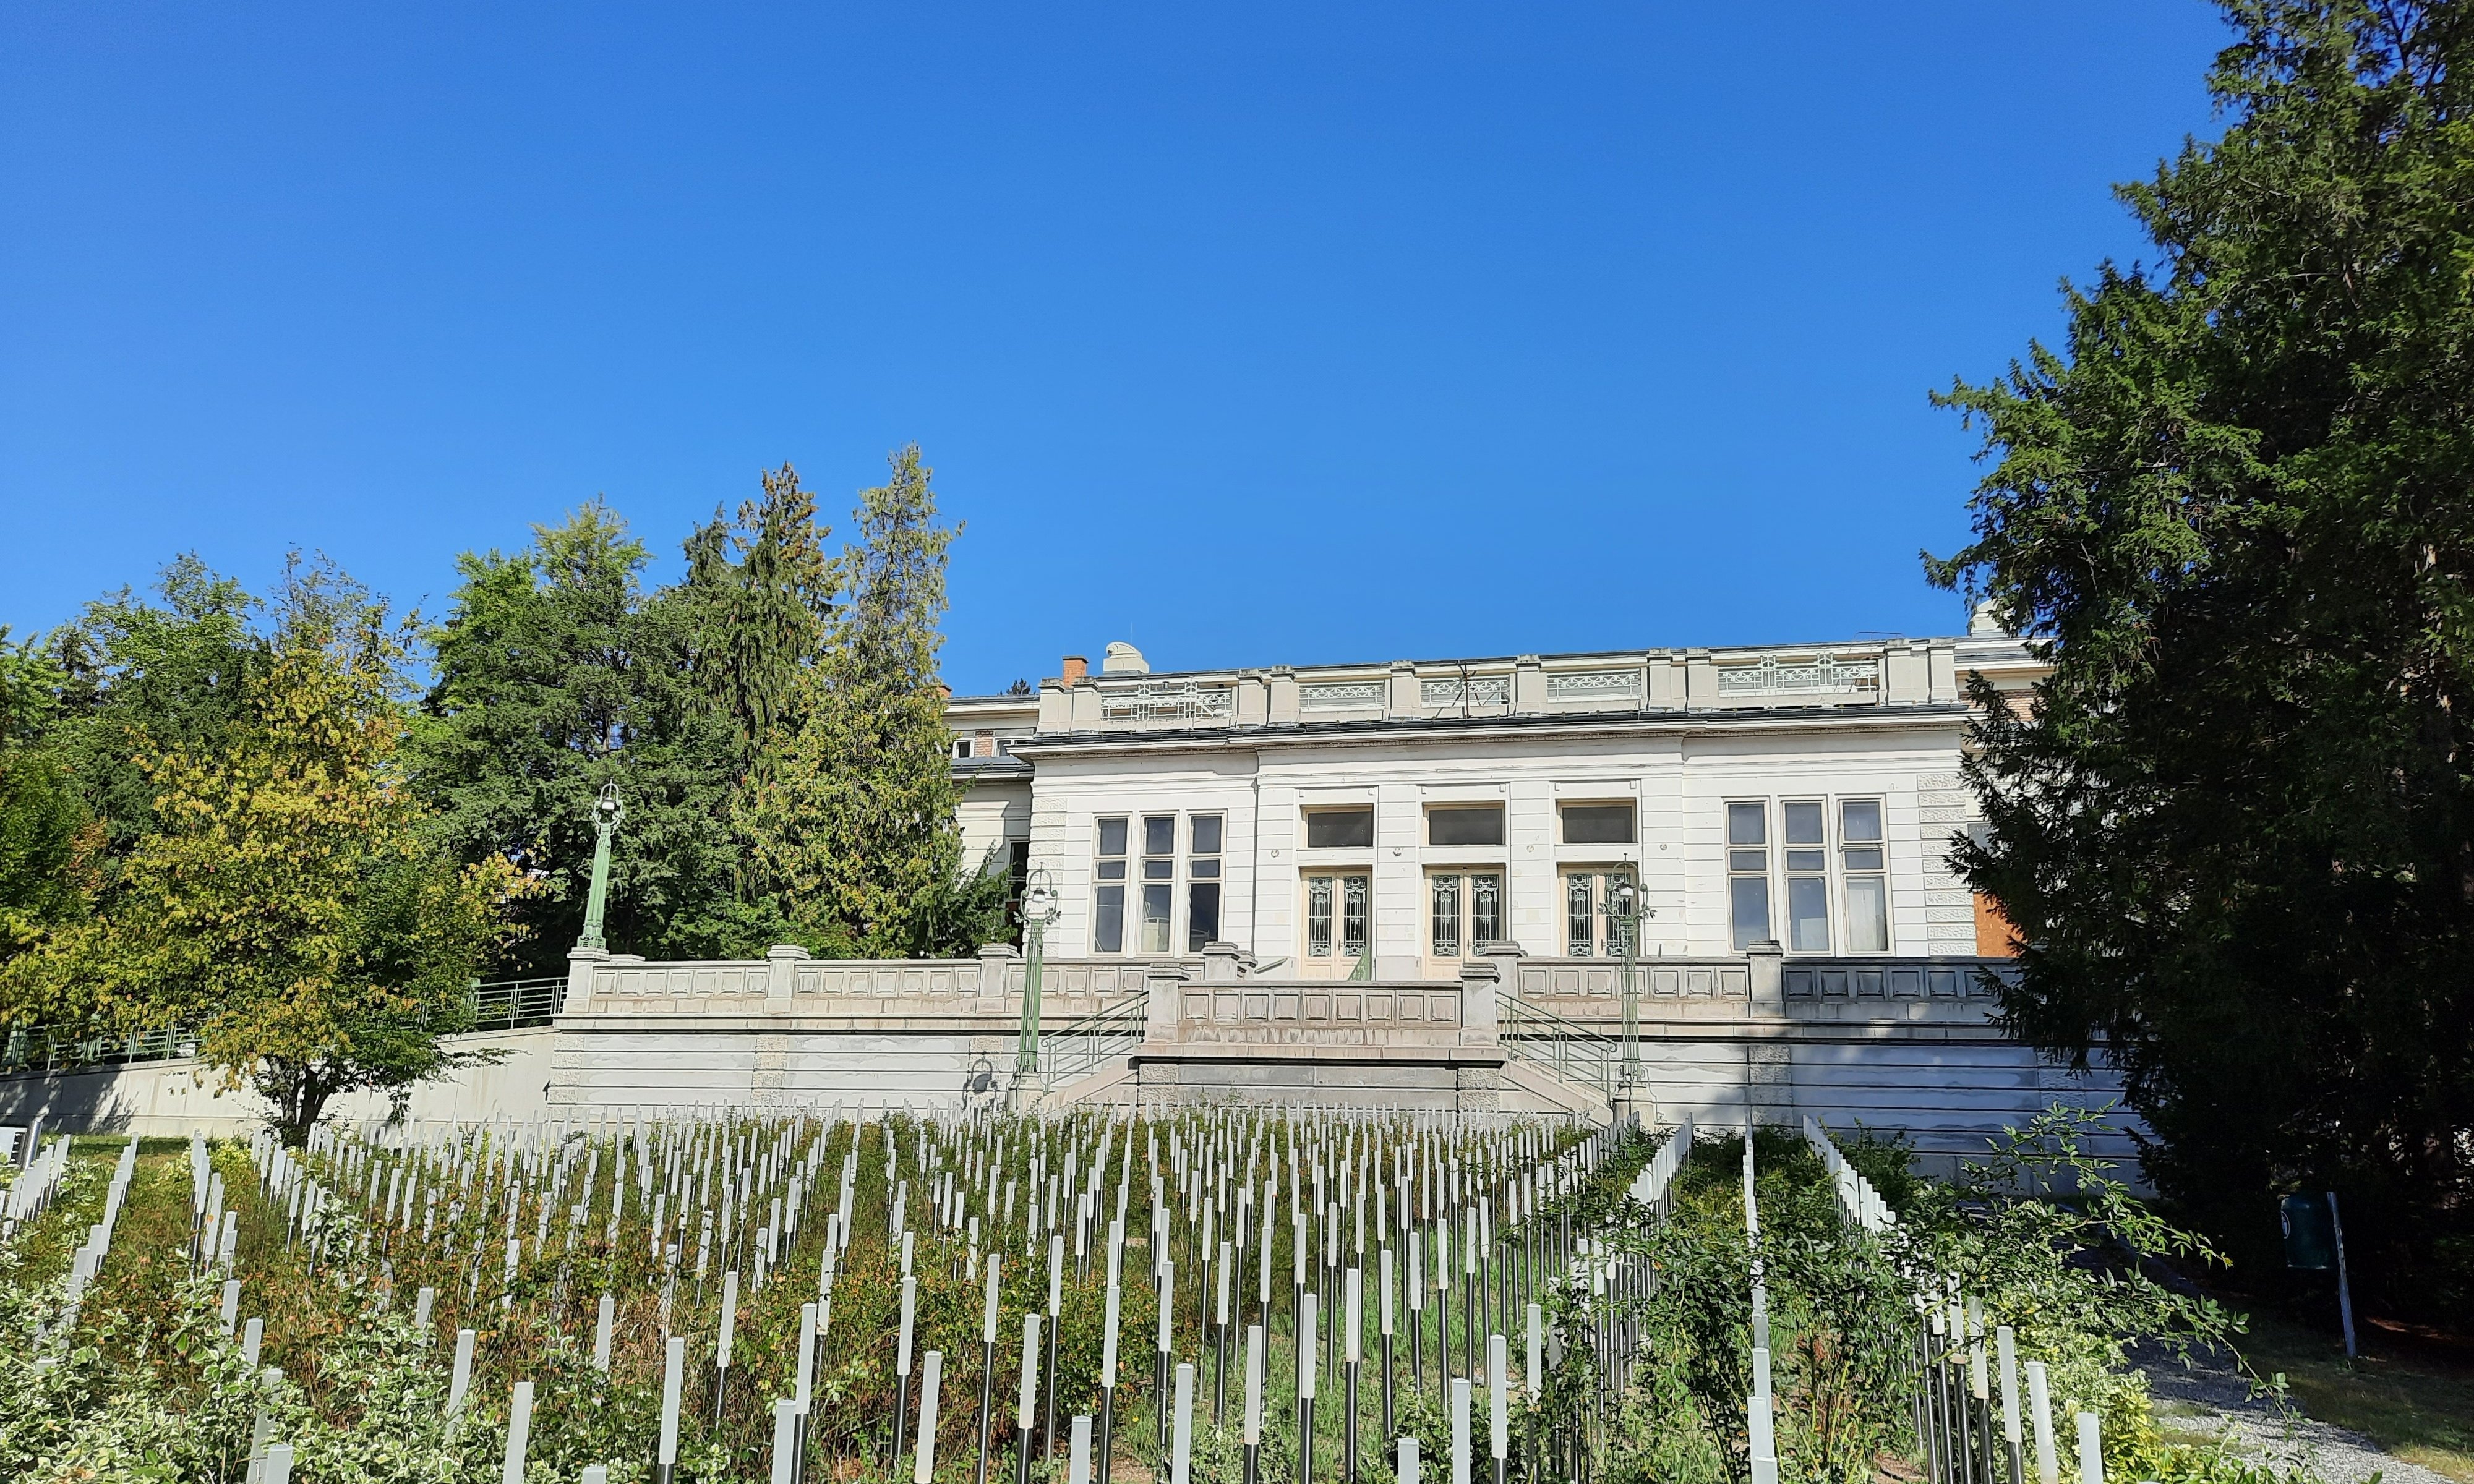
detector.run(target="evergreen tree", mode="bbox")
[742,446,1008,956]
[682,463,838,766]
[37,556,262,860]
[1930,0,2474,1312]
[409,501,773,973]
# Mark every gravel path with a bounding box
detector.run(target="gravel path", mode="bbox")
[2136,1343,2448,1484]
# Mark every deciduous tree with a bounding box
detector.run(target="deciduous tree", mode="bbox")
[11,561,522,1143]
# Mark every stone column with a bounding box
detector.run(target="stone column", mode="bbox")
[1386,660,1419,717]
[1457,958,1500,1048]
[1685,650,1716,708]
[1142,960,1189,1045]
[764,944,810,1008]
[1513,655,1546,712]
[1481,942,1526,1004]
[562,944,608,1017]
[977,942,1021,1001]
[1746,940,1784,1016]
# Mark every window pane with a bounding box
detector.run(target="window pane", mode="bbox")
[1097,859,1126,882]
[1095,885,1125,953]
[1729,876,1771,950]
[1189,858,1221,879]
[1145,816,1176,856]
[1784,801,1825,845]
[1191,815,1223,855]
[1341,877,1369,958]
[1144,858,1175,880]
[1560,804,1635,845]
[1098,818,1128,856]
[1728,849,1766,874]
[1471,874,1502,948]
[1431,874,1461,958]
[1427,805,1505,847]
[1842,847,1883,872]
[1841,799,1883,844]
[1141,884,1173,953]
[1787,876,1830,951]
[1307,877,1333,957]
[1727,801,1766,845]
[1846,875,1888,952]
[1567,874,1594,957]
[1306,809,1375,849]
[1188,882,1222,952]
[1785,849,1826,873]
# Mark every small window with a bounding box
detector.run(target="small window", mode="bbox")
[1305,808,1374,850]
[1006,840,1030,944]
[1188,814,1223,952]
[951,738,972,760]
[1426,804,1504,847]
[994,738,1015,757]
[1094,818,1128,953]
[1842,800,1888,952]
[1560,803,1635,845]
[1726,803,1770,950]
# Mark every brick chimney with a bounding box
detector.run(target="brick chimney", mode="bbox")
[1060,655,1089,686]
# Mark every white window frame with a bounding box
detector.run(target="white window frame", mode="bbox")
[1726,800,1772,952]
[1839,797,1891,953]
[1093,816,1129,954]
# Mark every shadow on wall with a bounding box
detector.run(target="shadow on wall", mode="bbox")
[0,1069,141,1134]
[0,1028,557,1137]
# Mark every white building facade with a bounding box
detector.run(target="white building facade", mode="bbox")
[949,631,2031,978]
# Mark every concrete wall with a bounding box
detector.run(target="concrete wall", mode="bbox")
[0,1027,558,1137]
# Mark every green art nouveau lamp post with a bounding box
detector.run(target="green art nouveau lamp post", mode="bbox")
[1607,877,1650,1093]
[1014,869,1060,1093]
[577,783,625,951]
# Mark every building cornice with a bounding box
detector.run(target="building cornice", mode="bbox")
[1006,701,1972,761]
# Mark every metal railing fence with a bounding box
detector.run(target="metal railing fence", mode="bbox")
[0,976,563,1077]
[1500,992,1621,1099]
[1038,994,1148,1089]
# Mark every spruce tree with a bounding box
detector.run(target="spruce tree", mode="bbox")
[742,446,1006,955]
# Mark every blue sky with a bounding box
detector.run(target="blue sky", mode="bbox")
[1,2,2233,694]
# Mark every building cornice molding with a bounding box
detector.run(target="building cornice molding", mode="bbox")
[1006,701,1972,761]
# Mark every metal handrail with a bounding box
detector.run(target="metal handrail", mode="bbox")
[1500,992,1621,1098]
[467,977,567,1032]
[1040,994,1147,1089]
[0,1022,202,1077]
[0,976,564,1077]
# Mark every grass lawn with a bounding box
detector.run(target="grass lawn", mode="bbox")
[2230,1304,2474,1483]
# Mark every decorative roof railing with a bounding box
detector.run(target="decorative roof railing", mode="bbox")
[1715,653,1881,698]
[1097,679,1234,722]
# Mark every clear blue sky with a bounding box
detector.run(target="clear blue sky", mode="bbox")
[1,2,2233,694]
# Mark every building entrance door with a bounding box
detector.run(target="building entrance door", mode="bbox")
[1300,872,1371,979]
